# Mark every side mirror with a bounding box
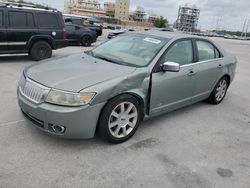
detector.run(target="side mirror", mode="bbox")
[161,61,180,72]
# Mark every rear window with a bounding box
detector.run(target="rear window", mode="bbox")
[0,11,3,26]
[8,11,35,27]
[38,13,59,28]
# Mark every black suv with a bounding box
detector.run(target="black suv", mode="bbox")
[0,2,68,60]
[64,14,103,36]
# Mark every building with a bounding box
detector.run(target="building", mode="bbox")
[176,5,200,32]
[148,13,158,23]
[130,6,146,22]
[104,2,115,18]
[115,0,130,21]
[64,0,106,17]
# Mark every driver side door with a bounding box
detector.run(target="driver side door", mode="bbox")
[150,39,196,116]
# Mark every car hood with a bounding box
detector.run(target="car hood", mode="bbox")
[26,53,136,92]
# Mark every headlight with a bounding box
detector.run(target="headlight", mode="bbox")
[46,89,96,107]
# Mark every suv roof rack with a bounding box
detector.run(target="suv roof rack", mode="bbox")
[0,0,58,12]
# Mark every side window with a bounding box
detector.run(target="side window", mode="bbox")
[72,19,82,25]
[196,40,219,61]
[26,13,35,27]
[38,13,59,28]
[215,48,220,58]
[9,11,26,27]
[0,10,3,27]
[161,40,193,66]
[8,11,34,27]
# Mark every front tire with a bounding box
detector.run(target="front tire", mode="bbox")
[98,94,142,143]
[30,41,52,61]
[208,76,229,104]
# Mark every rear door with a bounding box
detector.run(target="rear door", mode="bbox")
[65,25,77,42]
[191,39,223,102]
[0,8,7,52]
[6,10,37,51]
[37,12,64,42]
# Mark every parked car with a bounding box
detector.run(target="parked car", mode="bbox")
[107,29,127,39]
[107,29,135,39]
[0,2,68,61]
[64,14,103,36]
[17,31,237,143]
[65,24,97,46]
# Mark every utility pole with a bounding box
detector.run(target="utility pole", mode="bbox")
[244,19,250,38]
[241,19,247,37]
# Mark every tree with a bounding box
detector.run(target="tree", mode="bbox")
[153,16,168,28]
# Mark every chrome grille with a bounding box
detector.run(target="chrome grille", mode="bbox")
[19,76,50,104]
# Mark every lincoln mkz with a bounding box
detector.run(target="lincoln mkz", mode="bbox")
[17,31,237,143]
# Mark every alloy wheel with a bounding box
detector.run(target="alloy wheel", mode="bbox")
[215,79,228,102]
[108,102,138,139]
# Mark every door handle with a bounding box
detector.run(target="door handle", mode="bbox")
[188,70,196,76]
[218,64,223,69]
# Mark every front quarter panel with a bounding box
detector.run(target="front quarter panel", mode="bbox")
[82,68,151,114]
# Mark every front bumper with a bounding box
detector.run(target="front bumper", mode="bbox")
[18,92,105,139]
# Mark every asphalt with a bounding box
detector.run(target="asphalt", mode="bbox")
[0,32,250,188]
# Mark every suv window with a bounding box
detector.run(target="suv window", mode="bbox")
[0,10,3,27]
[8,11,35,27]
[196,40,220,61]
[161,40,193,66]
[38,13,59,28]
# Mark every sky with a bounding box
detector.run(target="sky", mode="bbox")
[32,0,250,31]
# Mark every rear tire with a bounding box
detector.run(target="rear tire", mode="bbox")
[82,35,92,47]
[98,94,142,143]
[208,76,229,104]
[30,41,52,61]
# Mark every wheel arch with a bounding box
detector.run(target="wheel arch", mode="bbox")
[95,92,146,135]
[27,36,55,51]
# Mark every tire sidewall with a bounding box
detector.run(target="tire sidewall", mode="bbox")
[98,95,142,143]
[210,77,229,104]
[30,41,52,61]
[82,36,92,47]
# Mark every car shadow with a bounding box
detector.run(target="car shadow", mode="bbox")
[0,54,33,63]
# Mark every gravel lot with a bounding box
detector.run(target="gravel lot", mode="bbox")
[0,33,250,188]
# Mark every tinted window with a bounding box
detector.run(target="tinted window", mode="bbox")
[8,11,35,27]
[162,40,193,66]
[72,19,82,25]
[197,41,218,61]
[9,11,26,27]
[0,11,3,27]
[38,13,59,28]
[27,13,35,27]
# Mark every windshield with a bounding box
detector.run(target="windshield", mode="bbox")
[91,34,168,67]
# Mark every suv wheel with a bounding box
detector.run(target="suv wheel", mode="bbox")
[30,41,52,61]
[82,35,92,47]
[98,94,142,143]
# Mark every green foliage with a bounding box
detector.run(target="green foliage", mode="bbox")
[153,16,168,28]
